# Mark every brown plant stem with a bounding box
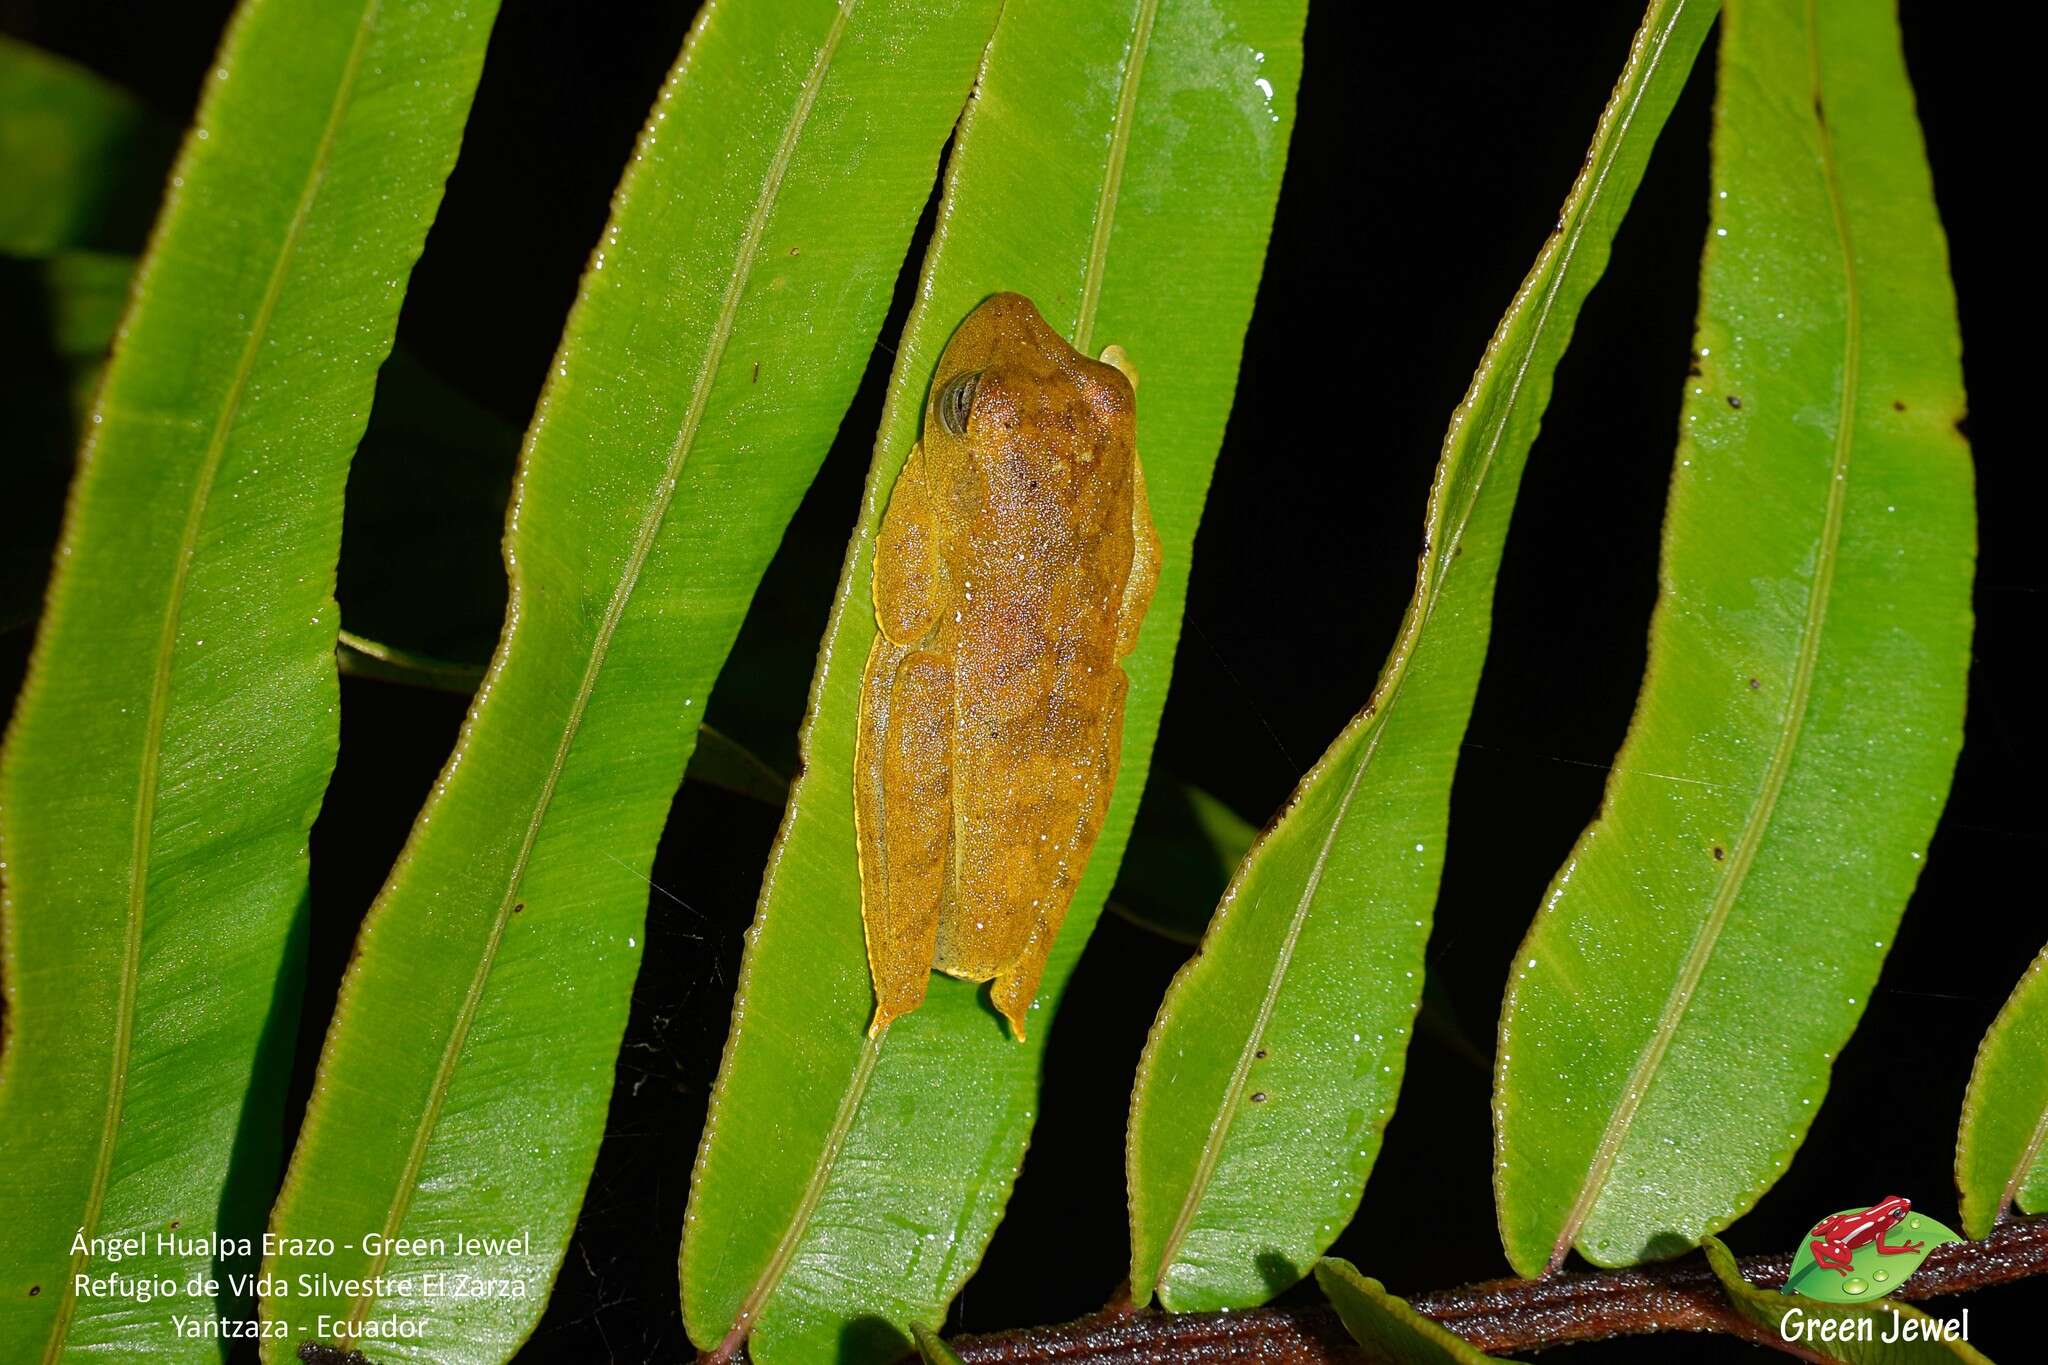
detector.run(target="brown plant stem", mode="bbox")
[921,1215,2048,1363]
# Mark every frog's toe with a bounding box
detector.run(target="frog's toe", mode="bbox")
[989,975,1033,1043]
[868,970,930,1038]
[1098,344,1138,391]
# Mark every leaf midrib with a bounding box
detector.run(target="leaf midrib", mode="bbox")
[1072,0,1157,358]
[707,0,1162,1343]
[1144,0,1696,1300]
[708,1034,883,1362]
[1548,0,1862,1269]
[2000,1096,2048,1218]
[37,5,382,1357]
[343,0,859,1331]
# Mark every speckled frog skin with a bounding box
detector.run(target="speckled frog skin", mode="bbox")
[854,292,1160,1038]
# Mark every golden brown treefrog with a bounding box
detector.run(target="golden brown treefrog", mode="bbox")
[854,292,1160,1039]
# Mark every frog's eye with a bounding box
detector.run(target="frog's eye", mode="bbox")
[936,369,983,436]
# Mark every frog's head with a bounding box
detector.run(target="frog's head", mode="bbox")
[1871,1195,1912,1223]
[924,293,1135,519]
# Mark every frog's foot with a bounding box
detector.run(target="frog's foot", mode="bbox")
[1879,1239,1924,1256]
[988,987,1029,1043]
[989,936,1054,1043]
[867,978,927,1039]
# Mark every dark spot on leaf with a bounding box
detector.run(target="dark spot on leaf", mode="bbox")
[1747,677,1761,691]
[1686,360,1702,378]
[751,362,760,384]
[169,1220,180,1229]
[1892,399,1906,412]
[1726,395,1741,409]
[300,1346,375,1365]
[1813,96,1826,126]
[512,902,525,914]
[1251,1092,1267,1103]
[1254,1049,1267,1060]
[1712,846,1725,861]
[27,1285,40,1297]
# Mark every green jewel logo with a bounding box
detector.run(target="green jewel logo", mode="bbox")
[1780,1195,1962,1303]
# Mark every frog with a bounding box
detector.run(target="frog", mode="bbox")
[1806,1196,1924,1275]
[853,292,1160,1040]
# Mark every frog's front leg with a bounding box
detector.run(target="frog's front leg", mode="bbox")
[1874,1228,1924,1256]
[872,442,945,641]
[988,676,1128,1039]
[1115,452,1161,661]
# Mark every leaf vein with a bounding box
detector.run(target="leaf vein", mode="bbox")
[1549,0,1863,1269]
[1143,0,1695,1297]
[2001,1102,2048,1221]
[1073,0,1158,355]
[343,0,859,1329]
[37,4,382,1356]
[707,0,1163,1334]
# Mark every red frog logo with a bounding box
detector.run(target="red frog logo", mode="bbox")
[1781,1193,1959,1302]
[1805,1195,1923,1275]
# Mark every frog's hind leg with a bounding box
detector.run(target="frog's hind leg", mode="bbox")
[854,642,954,1035]
[989,676,1129,1040]
[1809,1239,1855,1275]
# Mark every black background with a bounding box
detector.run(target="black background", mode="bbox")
[0,1,2034,1361]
